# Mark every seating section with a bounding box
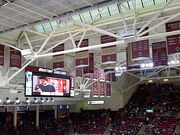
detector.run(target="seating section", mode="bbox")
[145,116,176,135]
[112,117,145,135]
[71,109,110,134]
[0,83,180,135]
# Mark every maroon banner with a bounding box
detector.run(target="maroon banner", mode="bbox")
[93,68,99,80]
[0,45,4,67]
[106,83,111,97]
[99,69,105,81]
[10,48,21,70]
[102,46,117,64]
[76,67,83,77]
[166,21,180,55]
[99,82,105,97]
[105,73,111,82]
[53,44,64,69]
[101,35,117,64]
[111,73,116,82]
[75,39,89,67]
[166,21,180,32]
[131,27,149,60]
[131,40,149,60]
[126,47,140,69]
[92,82,98,97]
[83,53,94,75]
[152,41,168,67]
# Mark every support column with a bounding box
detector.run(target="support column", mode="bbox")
[36,106,39,128]
[54,105,57,119]
[13,106,17,129]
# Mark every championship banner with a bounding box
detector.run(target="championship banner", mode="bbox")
[53,44,65,70]
[10,48,21,70]
[152,41,168,67]
[0,45,4,67]
[99,69,105,81]
[104,68,115,82]
[75,39,89,67]
[93,68,99,80]
[111,73,116,82]
[101,35,117,64]
[106,83,111,97]
[83,53,94,75]
[166,21,180,55]
[131,27,149,60]
[92,82,98,97]
[76,67,83,77]
[126,47,140,69]
[99,82,105,97]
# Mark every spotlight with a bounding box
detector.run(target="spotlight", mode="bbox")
[149,63,153,67]
[51,98,54,102]
[6,97,11,103]
[163,79,169,82]
[140,63,145,68]
[115,67,119,71]
[15,97,20,103]
[46,98,50,103]
[34,98,38,103]
[40,98,44,103]
[148,80,153,83]
[171,60,175,64]
[0,99,2,103]
[122,66,126,70]
[26,98,30,103]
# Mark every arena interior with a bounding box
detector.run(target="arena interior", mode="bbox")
[0,0,180,135]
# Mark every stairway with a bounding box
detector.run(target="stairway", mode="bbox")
[103,123,112,135]
[138,125,148,135]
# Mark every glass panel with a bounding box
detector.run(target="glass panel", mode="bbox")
[50,21,59,30]
[35,25,44,33]
[72,15,81,21]
[108,4,119,15]
[99,7,110,17]
[143,0,154,7]
[43,23,52,32]
[90,9,100,20]
[121,2,129,12]
[136,0,143,8]
[81,12,92,22]
[154,0,166,4]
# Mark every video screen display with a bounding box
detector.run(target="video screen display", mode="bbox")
[25,70,73,97]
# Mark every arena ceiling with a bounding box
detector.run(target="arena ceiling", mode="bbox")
[0,0,179,94]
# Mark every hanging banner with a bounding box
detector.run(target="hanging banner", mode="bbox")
[83,53,94,75]
[111,73,116,82]
[75,39,89,67]
[76,67,83,77]
[99,69,105,81]
[131,40,149,60]
[92,82,98,97]
[99,82,105,97]
[10,48,21,70]
[93,68,99,80]
[131,27,149,60]
[101,35,117,64]
[0,45,4,67]
[53,44,65,70]
[104,68,116,82]
[126,47,140,69]
[166,21,180,55]
[152,41,168,67]
[106,83,111,97]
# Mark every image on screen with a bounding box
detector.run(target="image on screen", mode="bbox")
[32,75,70,96]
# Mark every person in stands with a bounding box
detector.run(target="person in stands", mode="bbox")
[34,77,56,93]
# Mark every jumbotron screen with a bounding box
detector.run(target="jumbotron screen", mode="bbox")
[25,66,74,97]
